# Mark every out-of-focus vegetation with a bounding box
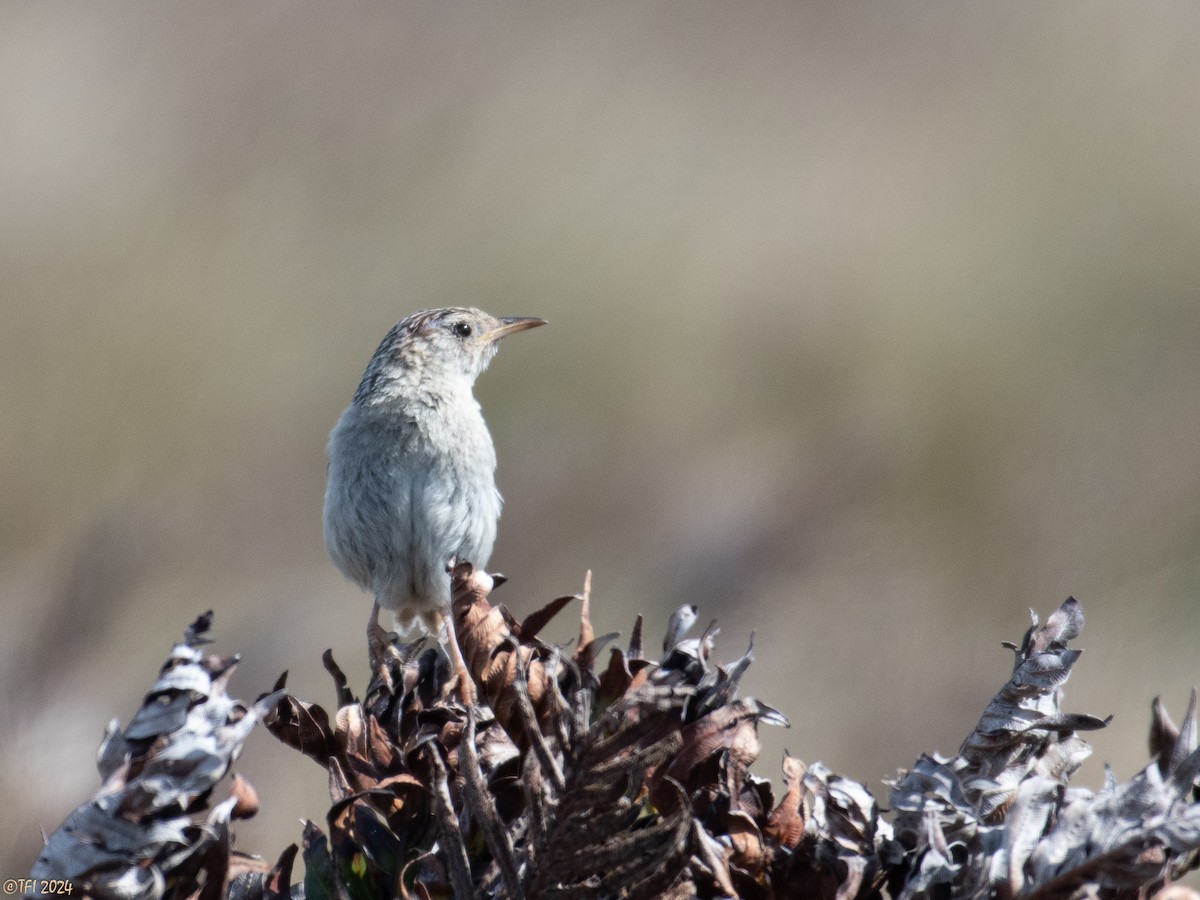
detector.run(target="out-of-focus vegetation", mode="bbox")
[3,2,1199,878]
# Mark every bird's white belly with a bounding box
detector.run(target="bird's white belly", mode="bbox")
[323,404,500,625]
[391,457,499,611]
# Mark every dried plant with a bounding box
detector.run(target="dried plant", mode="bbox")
[30,613,282,899]
[30,575,1200,899]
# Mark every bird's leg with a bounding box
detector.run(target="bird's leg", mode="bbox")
[368,601,382,641]
[443,605,477,707]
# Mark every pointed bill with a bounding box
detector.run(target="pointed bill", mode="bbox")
[486,317,547,341]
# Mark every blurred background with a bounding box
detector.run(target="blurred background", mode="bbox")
[3,1,1200,877]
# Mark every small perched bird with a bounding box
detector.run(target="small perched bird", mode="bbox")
[323,307,545,693]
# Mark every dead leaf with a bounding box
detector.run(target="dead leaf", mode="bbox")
[766,751,807,848]
[228,772,260,820]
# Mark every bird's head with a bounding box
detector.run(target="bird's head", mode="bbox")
[354,307,545,405]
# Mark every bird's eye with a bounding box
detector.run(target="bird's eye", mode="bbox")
[451,321,473,338]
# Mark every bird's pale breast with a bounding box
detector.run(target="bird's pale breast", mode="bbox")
[323,396,500,624]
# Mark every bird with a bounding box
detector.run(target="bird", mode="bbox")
[323,307,545,699]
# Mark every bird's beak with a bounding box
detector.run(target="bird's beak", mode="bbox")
[486,317,547,342]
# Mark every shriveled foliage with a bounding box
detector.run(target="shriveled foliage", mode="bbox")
[255,576,1200,900]
[30,579,1200,899]
[31,612,283,900]
[886,599,1200,899]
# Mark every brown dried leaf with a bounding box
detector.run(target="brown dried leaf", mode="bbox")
[665,697,768,790]
[516,592,577,642]
[766,751,807,849]
[596,647,633,709]
[727,809,766,874]
[327,756,354,802]
[265,695,338,769]
[322,649,355,708]
[691,818,739,897]
[451,562,511,679]
[1161,696,1200,777]
[574,569,595,667]
[725,703,765,813]
[628,661,653,694]
[228,772,260,820]
[335,705,370,777]
[1152,695,1182,777]
[628,613,645,660]
[362,710,397,775]
[264,843,299,900]
[449,561,560,750]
